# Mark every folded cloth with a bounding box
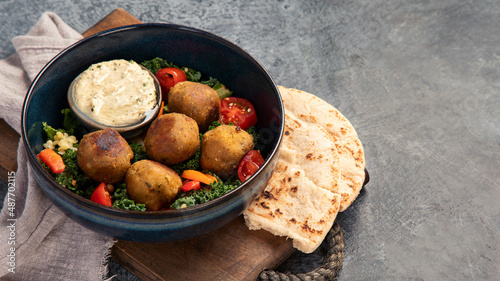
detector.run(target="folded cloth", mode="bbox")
[0,12,115,281]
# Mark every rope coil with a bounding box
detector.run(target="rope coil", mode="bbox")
[258,222,344,281]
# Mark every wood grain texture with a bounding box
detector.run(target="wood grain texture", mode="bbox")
[113,217,293,281]
[81,8,142,37]
[0,119,19,182]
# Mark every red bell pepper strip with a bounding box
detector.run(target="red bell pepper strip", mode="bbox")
[181,180,201,192]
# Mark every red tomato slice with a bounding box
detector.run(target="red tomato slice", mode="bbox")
[181,180,201,192]
[219,97,258,130]
[90,182,112,207]
[155,67,187,100]
[238,150,265,182]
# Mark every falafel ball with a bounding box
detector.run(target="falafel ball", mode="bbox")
[201,125,254,179]
[77,128,133,184]
[126,160,182,211]
[168,81,220,132]
[144,113,200,166]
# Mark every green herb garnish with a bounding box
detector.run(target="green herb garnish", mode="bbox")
[129,142,148,164]
[140,57,231,98]
[170,176,241,209]
[112,184,146,211]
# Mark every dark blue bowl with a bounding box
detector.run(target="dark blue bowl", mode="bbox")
[21,24,283,242]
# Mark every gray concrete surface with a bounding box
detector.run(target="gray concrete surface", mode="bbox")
[1,0,499,280]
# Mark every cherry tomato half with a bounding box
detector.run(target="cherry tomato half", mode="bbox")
[181,180,201,192]
[238,150,265,182]
[155,67,187,100]
[90,182,112,207]
[219,97,258,130]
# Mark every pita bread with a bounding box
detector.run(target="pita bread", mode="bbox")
[244,111,341,253]
[278,111,341,193]
[243,86,366,253]
[278,86,366,211]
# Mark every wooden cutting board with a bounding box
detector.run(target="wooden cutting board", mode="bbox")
[83,9,295,281]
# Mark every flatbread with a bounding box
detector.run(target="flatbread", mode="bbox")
[278,111,341,194]
[243,86,366,253]
[244,163,341,253]
[278,86,366,211]
[244,111,341,253]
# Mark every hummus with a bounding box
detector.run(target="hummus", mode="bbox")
[72,59,157,126]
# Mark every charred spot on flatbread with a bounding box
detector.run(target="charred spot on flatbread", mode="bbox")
[301,221,322,236]
[261,190,278,201]
[259,202,270,209]
[275,209,283,216]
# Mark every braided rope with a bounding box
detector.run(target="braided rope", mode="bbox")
[258,222,344,281]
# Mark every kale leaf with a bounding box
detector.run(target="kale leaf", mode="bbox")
[129,142,148,164]
[170,149,201,175]
[112,184,146,212]
[42,122,60,141]
[140,57,201,82]
[170,176,241,209]
[61,108,86,137]
[246,125,260,146]
[50,147,97,199]
[140,57,176,74]
[42,108,86,141]
[184,67,202,82]
[200,79,232,99]
[140,57,231,99]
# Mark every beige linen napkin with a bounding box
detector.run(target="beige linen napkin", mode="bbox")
[0,12,115,280]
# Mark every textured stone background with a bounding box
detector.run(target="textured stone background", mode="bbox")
[1,0,499,280]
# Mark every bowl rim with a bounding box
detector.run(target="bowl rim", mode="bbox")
[21,22,285,218]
